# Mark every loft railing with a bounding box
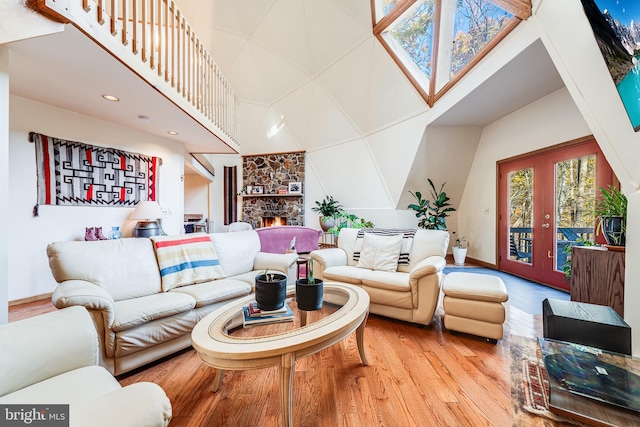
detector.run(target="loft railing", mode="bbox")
[28,0,239,148]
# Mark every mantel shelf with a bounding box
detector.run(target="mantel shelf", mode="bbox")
[240,194,303,198]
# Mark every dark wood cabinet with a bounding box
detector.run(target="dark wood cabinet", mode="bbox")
[569,246,625,317]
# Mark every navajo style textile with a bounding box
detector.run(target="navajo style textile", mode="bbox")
[150,233,225,292]
[31,132,160,206]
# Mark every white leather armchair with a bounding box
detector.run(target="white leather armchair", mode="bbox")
[0,306,172,427]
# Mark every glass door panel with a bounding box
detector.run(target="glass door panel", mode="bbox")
[554,155,596,272]
[508,168,533,264]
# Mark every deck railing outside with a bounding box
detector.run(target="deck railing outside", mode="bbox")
[30,0,239,147]
[509,227,594,270]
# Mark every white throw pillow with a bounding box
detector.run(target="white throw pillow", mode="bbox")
[356,233,403,272]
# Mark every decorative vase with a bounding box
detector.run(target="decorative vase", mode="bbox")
[452,246,467,266]
[600,216,625,246]
[319,216,335,232]
[255,273,288,311]
[296,279,324,311]
[109,226,122,239]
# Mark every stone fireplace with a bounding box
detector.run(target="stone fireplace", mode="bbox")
[242,152,305,228]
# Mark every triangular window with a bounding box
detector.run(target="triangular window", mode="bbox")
[373,0,530,105]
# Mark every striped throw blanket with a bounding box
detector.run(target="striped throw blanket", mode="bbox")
[151,233,225,291]
[353,229,417,265]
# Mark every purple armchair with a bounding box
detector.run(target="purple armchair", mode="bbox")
[255,226,322,254]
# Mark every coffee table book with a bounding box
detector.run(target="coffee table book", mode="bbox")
[538,337,640,426]
[242,302,294,327]
[247,300,289,317]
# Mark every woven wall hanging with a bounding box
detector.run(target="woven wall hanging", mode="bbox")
[31,132,160,208]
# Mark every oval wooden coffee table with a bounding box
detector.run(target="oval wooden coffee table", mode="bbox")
[191,282,370,427]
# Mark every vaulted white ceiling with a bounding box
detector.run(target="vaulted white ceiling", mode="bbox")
[6,0,566,211]
[182,0,428,155]
[181,0,565,209]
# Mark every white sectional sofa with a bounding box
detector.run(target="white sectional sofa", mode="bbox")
[0,306,172,427]
[310,228,449,326]
[47,230,298,376]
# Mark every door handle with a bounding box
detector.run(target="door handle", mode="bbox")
[548,250,553,258]
[542,223,550,228]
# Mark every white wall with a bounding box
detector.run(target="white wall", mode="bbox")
[459,88,591,264]
[625,192,640,355]
[0,47,8,323]
[184,174,210,220]
[0,1,63,44]
[8,96,186,301]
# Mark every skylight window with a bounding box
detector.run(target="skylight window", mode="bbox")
[382,0,401,16]
[450,2,513,77]
[390,0,435,79]
[373,0,529,106]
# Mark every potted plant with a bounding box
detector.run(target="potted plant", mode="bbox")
[595,185,627,246]
[408,179,456,230]
[312,196,344,231]
[327,212,375,238]
[255,269,288,311]
[296,259,323,311]
[451,232,467,266]
[562,237,597,281]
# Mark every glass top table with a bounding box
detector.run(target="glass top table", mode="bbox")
[539,337,640,426]
[191,282,370,427]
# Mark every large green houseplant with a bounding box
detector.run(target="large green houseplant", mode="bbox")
[595,185,627,246]
[408,179,456,230]
[312,196,344,231]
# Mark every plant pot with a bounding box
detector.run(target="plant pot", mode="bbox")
[255,273,288,311]
[452,246,467,266]
[319,216,335,232]
[296,279,324,311]
[600,216,625,246]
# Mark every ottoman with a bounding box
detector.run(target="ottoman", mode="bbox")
[442,272,509,342]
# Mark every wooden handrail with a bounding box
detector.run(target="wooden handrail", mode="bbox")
[28,0,239,148]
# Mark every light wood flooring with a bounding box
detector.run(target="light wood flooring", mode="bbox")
[8,268,545,427]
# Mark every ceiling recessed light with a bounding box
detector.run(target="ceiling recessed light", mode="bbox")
[101,94,119,102]
[167,131,178,135]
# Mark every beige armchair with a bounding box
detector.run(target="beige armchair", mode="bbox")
[310,228,449,326]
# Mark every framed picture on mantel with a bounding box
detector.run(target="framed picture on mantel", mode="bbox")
[252,185,264,195]
[288,182,302,194]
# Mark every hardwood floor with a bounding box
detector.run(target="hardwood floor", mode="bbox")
[8,291,543,427]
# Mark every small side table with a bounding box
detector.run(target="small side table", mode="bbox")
[542,298,631,355]
[296,258,309,280]
[319,232,337,248]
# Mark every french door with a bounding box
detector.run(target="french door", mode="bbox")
[498,139,615,290]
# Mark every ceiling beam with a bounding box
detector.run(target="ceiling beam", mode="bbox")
[489,0,532,20]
